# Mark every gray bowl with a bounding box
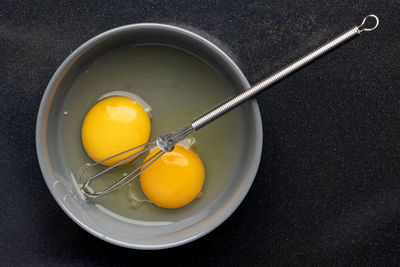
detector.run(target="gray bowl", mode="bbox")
[36,23,263,249]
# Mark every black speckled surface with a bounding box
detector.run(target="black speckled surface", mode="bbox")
[1,0,400,265]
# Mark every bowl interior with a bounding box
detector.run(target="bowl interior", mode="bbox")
[36,24,263,249]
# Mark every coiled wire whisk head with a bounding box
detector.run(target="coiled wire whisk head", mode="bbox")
[79,125,194,200]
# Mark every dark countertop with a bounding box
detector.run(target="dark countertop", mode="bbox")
[2,1,400,265]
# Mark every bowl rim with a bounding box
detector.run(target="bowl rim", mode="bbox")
[36,22,263,249]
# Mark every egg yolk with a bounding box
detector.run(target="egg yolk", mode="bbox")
[81,96,151,166]
[140,145,205,209]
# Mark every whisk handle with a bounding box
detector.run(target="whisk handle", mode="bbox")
[191,15,379,130]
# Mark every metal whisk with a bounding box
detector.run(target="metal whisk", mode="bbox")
[80,14,379,199]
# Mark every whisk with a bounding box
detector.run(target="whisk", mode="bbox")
[80,14,379,199]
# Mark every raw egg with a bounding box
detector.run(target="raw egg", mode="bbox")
[81,96,151,166]
[140,145,205,209]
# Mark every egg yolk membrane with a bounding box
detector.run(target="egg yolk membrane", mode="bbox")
[81,96,151,166]
[140,145,205,209]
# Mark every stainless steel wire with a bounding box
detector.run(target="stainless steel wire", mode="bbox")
[191,14,379,130]
[80,125,194,199]
[79,15,379,200]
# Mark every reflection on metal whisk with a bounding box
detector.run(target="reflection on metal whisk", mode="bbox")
[79,14,379,200]
[80,125,193,199]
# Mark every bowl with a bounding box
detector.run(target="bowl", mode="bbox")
[36,23,263,249]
